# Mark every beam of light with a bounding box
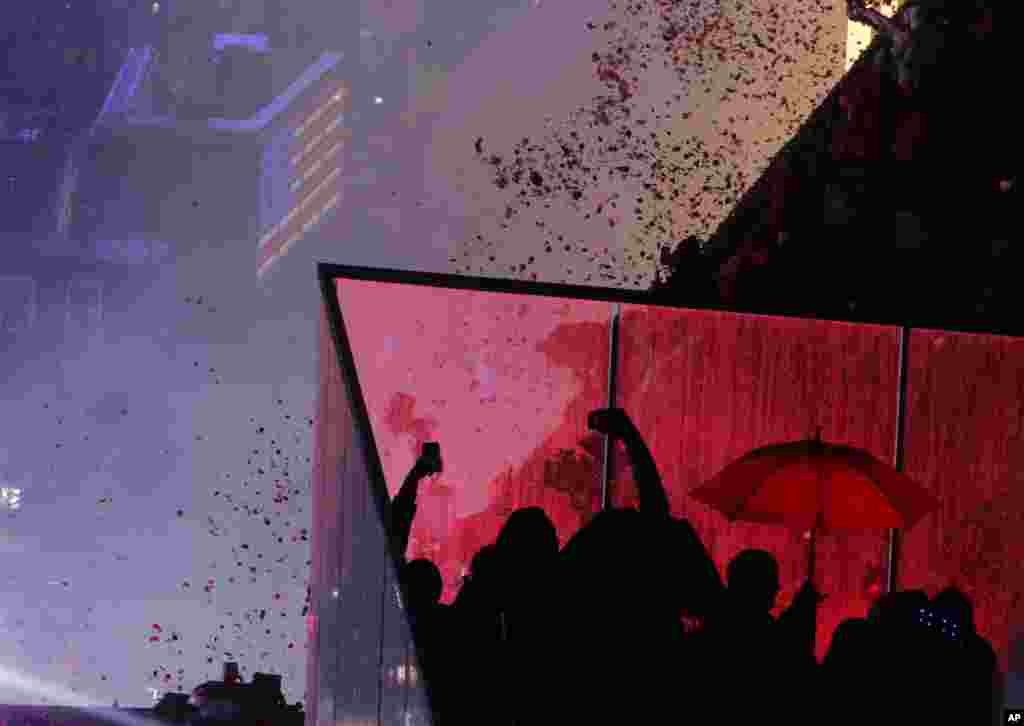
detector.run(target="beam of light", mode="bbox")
[0,663,161,726]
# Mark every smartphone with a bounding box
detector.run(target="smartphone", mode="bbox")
[421,442,442,474]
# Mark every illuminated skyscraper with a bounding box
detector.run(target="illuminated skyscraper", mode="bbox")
[74,41,343,268]
[256,73,348,279]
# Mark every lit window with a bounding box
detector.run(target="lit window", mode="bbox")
[267,169,341,247]
[290,141,341,193]
[322,193,340,215]
[259,224,280,247]
[293,89,345,140]
[1,487,22,511]
[280,234,300,256]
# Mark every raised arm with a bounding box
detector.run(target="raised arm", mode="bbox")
[391,446,443,562]
[588,408,670,519]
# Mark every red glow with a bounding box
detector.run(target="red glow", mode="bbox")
[328,279,1022,669]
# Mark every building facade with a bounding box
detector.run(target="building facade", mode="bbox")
[256,74,349,279]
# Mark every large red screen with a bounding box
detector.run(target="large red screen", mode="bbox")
[329,276,1023,669]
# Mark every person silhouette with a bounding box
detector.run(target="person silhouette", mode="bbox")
[388,444,447,720]
[929,586,1000,725]
[448,544,508,725]
[402,558,443,615]
[553,507,681,723]
[390,444,443,564]
[692,549,820,724]
[823,616,874,671]
[492,507,560,725]
[822,617,878,723]
[866,589,944,723]
[452,544,502,624]
[400,557,451,720]
[586,407,725,620]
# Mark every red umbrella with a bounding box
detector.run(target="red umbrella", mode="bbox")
[690,429,939,582]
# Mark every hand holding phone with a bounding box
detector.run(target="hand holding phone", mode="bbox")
[419,442,443,475]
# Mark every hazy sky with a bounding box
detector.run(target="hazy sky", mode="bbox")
[1,0,846,708]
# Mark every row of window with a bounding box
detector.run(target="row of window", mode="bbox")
[259,165,342,249]
[259,119,345,248]
[257,191,341,278]
[292,88,346,141]
[289,112,345,171]
[288,141,343,195]
[299,190,341,240]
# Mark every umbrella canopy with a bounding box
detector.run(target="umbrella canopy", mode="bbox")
[690,433,938,534]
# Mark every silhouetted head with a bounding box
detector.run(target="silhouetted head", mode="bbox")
[931,586,975,632]
[889,0,1000,97]
[868,589,930,628]
[559,508,672,627]
[496,507,559,569]
[469,543,501,580]
[824,617,875,670]
[402,558,443,612]
[726,549,780,613]
[462,544,502,602]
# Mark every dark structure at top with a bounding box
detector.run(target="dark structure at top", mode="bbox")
[652,0,1021,336]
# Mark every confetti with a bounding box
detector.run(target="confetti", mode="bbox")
[452,0,858,288]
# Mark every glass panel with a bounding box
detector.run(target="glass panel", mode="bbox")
[615,305,901,658]
[899,329,1024,677]
[335,278,614,601]
[311,308,430,726]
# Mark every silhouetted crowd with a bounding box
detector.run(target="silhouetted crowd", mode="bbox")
[392,408,1001,725]
[145,667,303,726]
